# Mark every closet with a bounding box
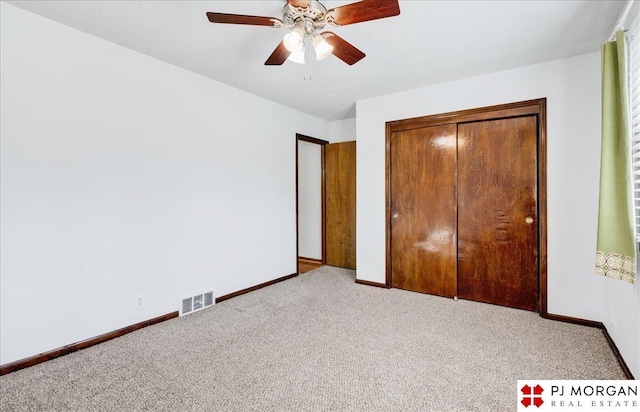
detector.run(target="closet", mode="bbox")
[385,99,546,311]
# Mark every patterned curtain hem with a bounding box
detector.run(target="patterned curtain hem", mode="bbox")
[595,250,637,284]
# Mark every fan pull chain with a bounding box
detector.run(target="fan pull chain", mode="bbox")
[303,40,313,80]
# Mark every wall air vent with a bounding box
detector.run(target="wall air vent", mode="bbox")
[182,297,193,315]
[180,290,214,316]
[193,294,204,310]
[204,291,214,307]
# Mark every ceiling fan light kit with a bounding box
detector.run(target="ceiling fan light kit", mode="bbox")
[288,47,306,65]
[206,0,400,66]
[312,34,333,60]
[283,25,305,52]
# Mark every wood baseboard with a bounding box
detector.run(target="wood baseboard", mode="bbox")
[0,311,178,376]
[355,279,389,288]
[601,325,635,380]
[542,312,634,379]
[215,273,297,304]
[540,312,602,328]
[298,257,323,264]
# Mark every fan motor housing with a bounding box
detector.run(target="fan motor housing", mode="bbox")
[283,2,327,32]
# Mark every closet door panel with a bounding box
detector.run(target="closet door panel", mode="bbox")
[457,116,538,310]
[390,124,457,297]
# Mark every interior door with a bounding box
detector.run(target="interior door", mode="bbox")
[456,116,538,310]
[325,141,356,269]
[390,124,457,297]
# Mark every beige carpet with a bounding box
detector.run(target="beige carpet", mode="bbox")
[0,266,626,411]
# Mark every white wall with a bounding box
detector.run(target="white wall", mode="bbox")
[297,141,322,260]
[355,52,640,377]
[0,3,326,365]
[328,118,356,143]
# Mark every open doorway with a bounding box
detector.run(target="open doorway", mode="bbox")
[296,134,328,274]
[296,133,357,274]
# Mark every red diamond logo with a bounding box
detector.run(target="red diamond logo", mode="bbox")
[521,384,544,408]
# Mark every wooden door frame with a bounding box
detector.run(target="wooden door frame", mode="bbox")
[296,133,329,275]
[384,98,548,315]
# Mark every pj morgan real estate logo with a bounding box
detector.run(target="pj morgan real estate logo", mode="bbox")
[517,380,639,411]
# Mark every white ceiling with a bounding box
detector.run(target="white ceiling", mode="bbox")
[5,0,625,120]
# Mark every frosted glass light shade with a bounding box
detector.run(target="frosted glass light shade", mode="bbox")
[312,35,333,60]
[283,28,304,52]
[288,47,305,64]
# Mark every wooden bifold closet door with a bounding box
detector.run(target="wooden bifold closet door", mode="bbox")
[386,100,545,312]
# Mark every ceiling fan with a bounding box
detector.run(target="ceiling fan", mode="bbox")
[206,0,400,66]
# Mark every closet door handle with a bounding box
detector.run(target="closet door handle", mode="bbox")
[392,212,399,220]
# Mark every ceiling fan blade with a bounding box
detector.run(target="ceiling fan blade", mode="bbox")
[265,41,291,65]
[206,12,282,27]
[322,32,366,65]
[287,0,310,7]
[327,0,400,26]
